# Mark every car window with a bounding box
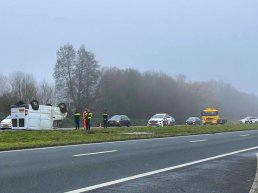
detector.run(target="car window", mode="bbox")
[110,115,121,120]
[187,117,195,121]
[152,114,165,118]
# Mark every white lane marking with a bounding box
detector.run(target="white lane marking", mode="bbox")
[73,150,118,157]
[64,146,258,193]
[1,129,257,154]
[240,134,250,137]
[249,154,258,193]
[189,139,207,143]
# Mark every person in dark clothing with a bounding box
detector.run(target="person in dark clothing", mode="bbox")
[74,110,81,130]
[86,109,92,130]
[103,111,108,128]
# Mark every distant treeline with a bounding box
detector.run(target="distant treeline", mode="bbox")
[1,44,258,123]
[95,68,258,123]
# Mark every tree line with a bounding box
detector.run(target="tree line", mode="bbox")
[0,72,55,117]
[1,43,258,123]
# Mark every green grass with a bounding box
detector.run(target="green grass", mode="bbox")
[0,124,258,151]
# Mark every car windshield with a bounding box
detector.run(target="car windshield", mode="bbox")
[152,114,165,119]
[201,111,218,116]
[110,115,121,121]
[187,117,197,121]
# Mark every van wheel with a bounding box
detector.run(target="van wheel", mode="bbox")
[30,100,39,110]
[58,103,67,113]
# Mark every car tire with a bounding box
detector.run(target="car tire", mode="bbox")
[30,100,39,110]
[58,103,67,113]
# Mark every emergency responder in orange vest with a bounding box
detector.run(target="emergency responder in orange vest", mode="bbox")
[83,109,87,129]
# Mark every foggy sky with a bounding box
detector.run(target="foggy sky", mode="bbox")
[0,0,257,95]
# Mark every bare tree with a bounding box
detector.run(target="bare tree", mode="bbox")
[53,44,76,109]
[53,44,100,112]
[10,72,37,103]
[0,74,10,95]
[37,80,55,104]
[75,45,100,110]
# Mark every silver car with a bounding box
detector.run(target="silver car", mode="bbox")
[147,113,175,127]
[239,117,258,124]
[0,115,12,129]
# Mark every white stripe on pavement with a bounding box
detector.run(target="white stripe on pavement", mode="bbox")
[64,146,258,193]
[189,139,207,143]
[249,154,258,193]
[73,150,118,157]
[240,134,250,137]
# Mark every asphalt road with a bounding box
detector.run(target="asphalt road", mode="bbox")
[1,130,258,193]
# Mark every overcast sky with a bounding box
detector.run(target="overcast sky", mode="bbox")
[0,0,257,95]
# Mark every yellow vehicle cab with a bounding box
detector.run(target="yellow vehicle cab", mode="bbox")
[201,107,226,125]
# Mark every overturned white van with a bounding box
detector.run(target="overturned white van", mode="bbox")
[11,100,67,130]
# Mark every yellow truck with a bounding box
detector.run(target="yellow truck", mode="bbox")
[201,107,227,125]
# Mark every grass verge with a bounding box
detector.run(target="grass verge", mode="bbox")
[0,124,258,151]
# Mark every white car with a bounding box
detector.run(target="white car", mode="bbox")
[147,113,175,127]
[239,117,258,124]
[0,115,12,129]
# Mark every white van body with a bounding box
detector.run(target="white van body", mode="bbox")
[11,104,67,130]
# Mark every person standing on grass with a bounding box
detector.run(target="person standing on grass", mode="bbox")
[74,110,81,130]
[103,111,108,128]
[86,109,92,130]
[83,109,87,129]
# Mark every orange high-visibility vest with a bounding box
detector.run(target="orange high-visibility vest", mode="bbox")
[83,111,87,129]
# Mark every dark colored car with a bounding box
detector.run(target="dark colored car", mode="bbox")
[107,115,131,127]
[185,117,201,125]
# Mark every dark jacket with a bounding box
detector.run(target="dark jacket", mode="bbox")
[74,112,81,121]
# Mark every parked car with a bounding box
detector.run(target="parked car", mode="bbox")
[0,115,12,129]
[147,113,175,127]
[107,115,131,127]
[185,117,201,125]
[239,117,258,124]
